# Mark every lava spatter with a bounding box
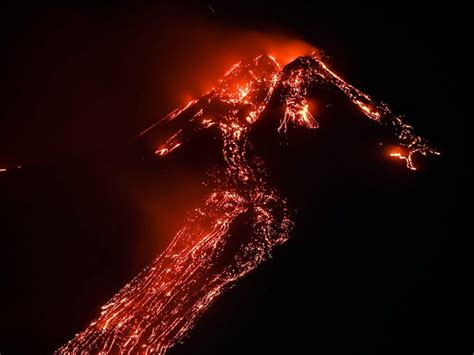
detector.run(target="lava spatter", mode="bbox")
[57,54,438,354]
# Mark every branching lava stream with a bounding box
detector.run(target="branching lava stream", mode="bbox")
[57,54,438,354]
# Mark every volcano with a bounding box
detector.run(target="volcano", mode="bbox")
[54,54,438,354]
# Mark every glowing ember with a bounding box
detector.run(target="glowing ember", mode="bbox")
[57,53,438,354]
[0,165,22,173]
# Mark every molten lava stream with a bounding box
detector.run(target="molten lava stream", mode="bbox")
[57,53,438,354]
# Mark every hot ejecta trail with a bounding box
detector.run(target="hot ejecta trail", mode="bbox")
[56,53,439,354]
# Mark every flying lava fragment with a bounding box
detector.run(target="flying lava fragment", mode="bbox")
[57,53,439,354]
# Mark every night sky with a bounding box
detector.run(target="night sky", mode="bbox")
[1,1,470,354]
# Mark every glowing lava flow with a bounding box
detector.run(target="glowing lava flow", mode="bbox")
[57,54,438,354]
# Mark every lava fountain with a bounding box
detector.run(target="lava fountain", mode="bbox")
[57,53,439,354]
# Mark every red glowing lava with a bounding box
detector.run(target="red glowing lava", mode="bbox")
[57,53,438,354]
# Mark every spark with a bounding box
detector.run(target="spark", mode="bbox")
[207,3,216,14]
[0,165,22,173]
[57,53,438,354]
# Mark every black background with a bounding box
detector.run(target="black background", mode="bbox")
[0,1,470,354]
